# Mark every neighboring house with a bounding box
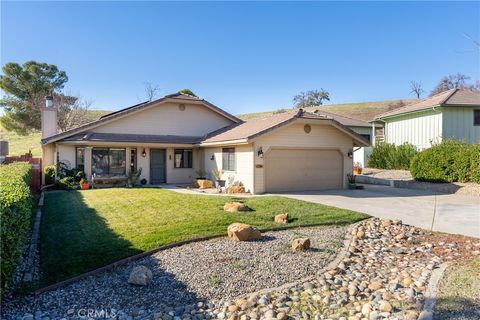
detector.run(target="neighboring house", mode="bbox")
[373,89,480,150]
[41,92,368,194]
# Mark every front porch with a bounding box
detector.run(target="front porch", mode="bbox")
[54,142,204,186]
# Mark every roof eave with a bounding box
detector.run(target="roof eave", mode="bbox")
[375,104,441,121]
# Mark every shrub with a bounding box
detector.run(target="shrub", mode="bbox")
[368,142,417,170]
[0,162,33,297]
[44,165,56,185]
[410,140,480,183]
[55,176,77,190]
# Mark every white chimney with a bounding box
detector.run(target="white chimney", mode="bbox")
[41,95,58,139]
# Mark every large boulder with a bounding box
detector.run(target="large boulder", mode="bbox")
[224,202,250,212]
[292,238,311,251]
[128,265,153,286]
[274,213,289,224]
[227,223,261,241]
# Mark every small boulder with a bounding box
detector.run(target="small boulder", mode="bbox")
[224,202,250,212]
[378,301,392,313]
[274,213,289,224]
[292,238,311,251]
[128,265,153,286]
[227,223,261,241]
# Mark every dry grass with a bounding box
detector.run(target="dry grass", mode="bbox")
[0,110,110,156]
[435,257,480,319]
[238,99,418,121]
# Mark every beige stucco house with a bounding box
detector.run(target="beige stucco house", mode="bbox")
[41,92,369,194]
[372,89,480,150]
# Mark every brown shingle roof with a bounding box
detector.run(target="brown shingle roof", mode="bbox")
[201,110,369,146]
[42,93,241,144]
[63,133,202,144]
[376,89,480,119]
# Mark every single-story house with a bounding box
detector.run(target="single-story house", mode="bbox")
[41,92,369,194]
[372,89,480,149]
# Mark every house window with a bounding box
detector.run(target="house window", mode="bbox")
[360,134,371,143]
[174,149,193,168]
[92,148,126,175]
[474,110,480,126]
[76,147,85,171]
[222,147,236,171]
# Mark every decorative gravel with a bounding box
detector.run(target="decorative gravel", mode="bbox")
[1,225,347,320]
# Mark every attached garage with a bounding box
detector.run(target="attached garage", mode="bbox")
[264,148,343,192]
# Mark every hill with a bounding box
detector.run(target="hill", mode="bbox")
[0,109,110,156]
[238,99,418,121]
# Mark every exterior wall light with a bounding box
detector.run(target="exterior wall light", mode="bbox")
[210,155,215,160]
[347,151,353,158]
[142,149,147,157]
[257,147,264,158]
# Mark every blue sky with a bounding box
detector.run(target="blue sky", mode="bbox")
[1,1,479,114]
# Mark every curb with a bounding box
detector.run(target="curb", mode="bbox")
[33,219,366,296]
[418,262,449,320]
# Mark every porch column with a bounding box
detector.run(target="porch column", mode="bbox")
[84,147,92,180]
[126,147,131,174]
[371,122,376,146]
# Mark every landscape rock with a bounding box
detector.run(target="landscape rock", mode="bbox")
[128,265,153,286]
[291,238,310,251]
[227,223,261,241]
[274,213,289,224]
[224,202,250,212]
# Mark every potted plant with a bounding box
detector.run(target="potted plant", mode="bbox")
[346,173,356,189]
[353,162,363,175]
[79,178,90,190]
[212,168,225,188]
[127,168,142,188]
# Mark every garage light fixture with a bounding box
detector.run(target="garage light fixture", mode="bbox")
[257,147,264,158]
[142,149,147,157]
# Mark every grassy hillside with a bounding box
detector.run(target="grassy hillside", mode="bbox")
[238,99,418,121]
[0,109,110,156]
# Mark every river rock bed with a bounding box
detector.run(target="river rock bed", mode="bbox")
[192,218,444,320]
[1,226,347,320]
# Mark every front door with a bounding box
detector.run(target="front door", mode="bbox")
[150,149,166,184]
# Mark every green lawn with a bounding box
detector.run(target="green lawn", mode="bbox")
[40,188,368,285]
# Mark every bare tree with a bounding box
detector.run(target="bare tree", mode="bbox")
[293,89,330,109]
[410,81,424,99]
[144,82,160,101]
[56,93,93,132]
[430,73,472,96]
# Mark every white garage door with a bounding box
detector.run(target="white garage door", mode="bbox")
[265,148,343,192]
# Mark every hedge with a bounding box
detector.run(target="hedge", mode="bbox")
[0,162,33,297]
[410,140,480,183]
[367,142,418,170]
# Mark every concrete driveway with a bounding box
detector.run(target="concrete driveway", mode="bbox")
[274,184,480,238]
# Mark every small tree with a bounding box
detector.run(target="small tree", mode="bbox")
[293,89,330,109]
[179,88,197,97]
[410,81,424,98]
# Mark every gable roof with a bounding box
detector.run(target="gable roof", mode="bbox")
[375,89,480,120]
[201,110,369,147]
[42,93,242,144]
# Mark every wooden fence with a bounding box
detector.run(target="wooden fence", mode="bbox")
[4,153,42,191]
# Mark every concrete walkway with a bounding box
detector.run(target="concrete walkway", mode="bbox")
[273,185,480,238]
